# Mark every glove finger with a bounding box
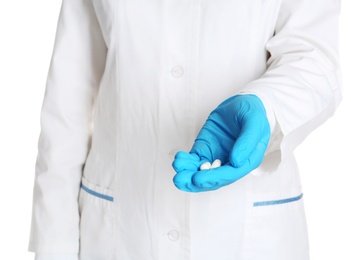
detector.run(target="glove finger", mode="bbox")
[173,169,207,192]
[230,114,270,167]
[191,163,250,190]
[172,151,208,192]
[190,126,216,162]
[172,152,200,173]
[173,151,200,161]
[190,121,233,164]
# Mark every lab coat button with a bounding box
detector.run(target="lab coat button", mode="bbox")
[167,230,180,241]
[168,148,178,160]
[170,66,184,78]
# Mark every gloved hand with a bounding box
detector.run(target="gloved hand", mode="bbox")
[172,94,271,192]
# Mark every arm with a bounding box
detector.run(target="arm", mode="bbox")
[28,0,107,254]
[172,0,342,191]
[240,0,342,174]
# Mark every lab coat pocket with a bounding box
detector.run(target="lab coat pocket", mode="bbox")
[244,189,310,260]
[78,175,114,260]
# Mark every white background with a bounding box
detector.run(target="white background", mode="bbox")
[0,1,350,259]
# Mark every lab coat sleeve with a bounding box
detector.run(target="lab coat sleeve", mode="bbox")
[240,0,342,175]
[28,0,107,253]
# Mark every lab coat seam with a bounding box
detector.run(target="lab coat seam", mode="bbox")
[111,0,117,196]
[183,3,201,259]
[112,0,118,259]
[192,0,202,142]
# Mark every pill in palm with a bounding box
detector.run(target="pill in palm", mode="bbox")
[211,159,222,169]
[199,159,222,170]
[200,162,211,170]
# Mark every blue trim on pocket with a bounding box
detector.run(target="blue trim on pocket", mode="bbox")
[81,183,114,202]
[253,193,303,207]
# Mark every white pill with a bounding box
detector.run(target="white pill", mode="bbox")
[211,159,222,169]
[200,162,211,170]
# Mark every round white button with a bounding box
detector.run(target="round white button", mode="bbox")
[168,148,179,160]
[170,66,184,78]
[167,230,180,241]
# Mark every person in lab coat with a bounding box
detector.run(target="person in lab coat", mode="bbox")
[28,0,342,259]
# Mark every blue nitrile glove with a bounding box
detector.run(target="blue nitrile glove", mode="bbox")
[172,94,271,192]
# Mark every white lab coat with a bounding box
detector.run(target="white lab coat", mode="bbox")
[28,0,342,259]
